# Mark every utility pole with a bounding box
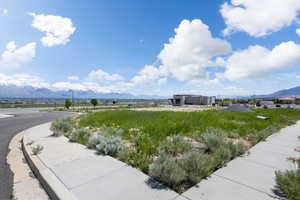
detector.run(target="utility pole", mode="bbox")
[71,90,74,109]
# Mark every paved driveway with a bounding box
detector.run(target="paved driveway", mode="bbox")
[0,108,50,115]
[0,110,74,199]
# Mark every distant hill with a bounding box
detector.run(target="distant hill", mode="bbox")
[268,86,300,97]
[0,85,166,99]
[249,86,300,99]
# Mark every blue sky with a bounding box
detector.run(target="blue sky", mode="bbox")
[1,0,300,97]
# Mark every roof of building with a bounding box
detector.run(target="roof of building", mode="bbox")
[224,104,252,112]
[278,97,296,101]
[173,94,215,97]
[174,94,194,96]
[260,101,274,105]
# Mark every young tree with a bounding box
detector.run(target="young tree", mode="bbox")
[65,99,72,109]
[249,99,257,105]
[90,98,98,109]
[256,101,261,107]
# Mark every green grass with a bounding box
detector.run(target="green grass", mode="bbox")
[79,109,300,143]
[74,108,300,192]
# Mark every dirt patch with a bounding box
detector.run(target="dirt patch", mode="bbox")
[7,133,49,200]
[134,105,223,112]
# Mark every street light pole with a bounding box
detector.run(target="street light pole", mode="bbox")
[71,90,74,109]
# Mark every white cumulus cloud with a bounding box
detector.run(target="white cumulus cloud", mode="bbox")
[222,41,300,81]
[0,73,49,88]
[221,0,300,37]
[0,41,36,68]
[0,72,133,94]
[51,82,92,92]
[30,13,76,47]
[158,19,231,81]
[88,69,123,82]
[46,81,133,94]
[3,9,8,16]
[131,65,163,84]
[158,77,167,85]
[297,28,300,36]
[67,76,79,81]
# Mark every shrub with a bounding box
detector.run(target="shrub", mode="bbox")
[32,145,44,155]
[205,127,228,137]
[179,151,212,184]
[100,126,124,137]
[248,124,281,144]
[149,154,186,188]
[131,131,149,146]
[119,149,153,173]
[50,118,73,137]
[275,169,300,200]
[96,136,124,156]
[249,128,272,144]
[210,141,246,168]
[200,132,226,153]
[212,145,232,167]
[69,128,91,144]
[159,135,192,156]
[117,147,131,162]
[87,134,104,149]
[274,136,300,200]
[226,142,246,158]
[150,150,215,191]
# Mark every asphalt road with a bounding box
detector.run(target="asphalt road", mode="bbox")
[0,111,74,199]
[0,108,51,115]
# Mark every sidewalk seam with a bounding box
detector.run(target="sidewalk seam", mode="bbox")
[213,174,278,199]
[240,159,283,170]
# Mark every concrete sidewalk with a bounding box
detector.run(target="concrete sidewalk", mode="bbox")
[22,122,300,200]
[23,123,179,200]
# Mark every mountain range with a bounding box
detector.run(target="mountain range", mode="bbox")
[0,85,165,99]
[248,86,300,99]
[267,86,300,97]
[0,84,300,99]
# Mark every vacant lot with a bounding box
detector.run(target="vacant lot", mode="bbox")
[59,108,300,192]
[79,109,300,141]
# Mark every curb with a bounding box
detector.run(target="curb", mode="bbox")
[0,114,14,118]
[22,124,77,200]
